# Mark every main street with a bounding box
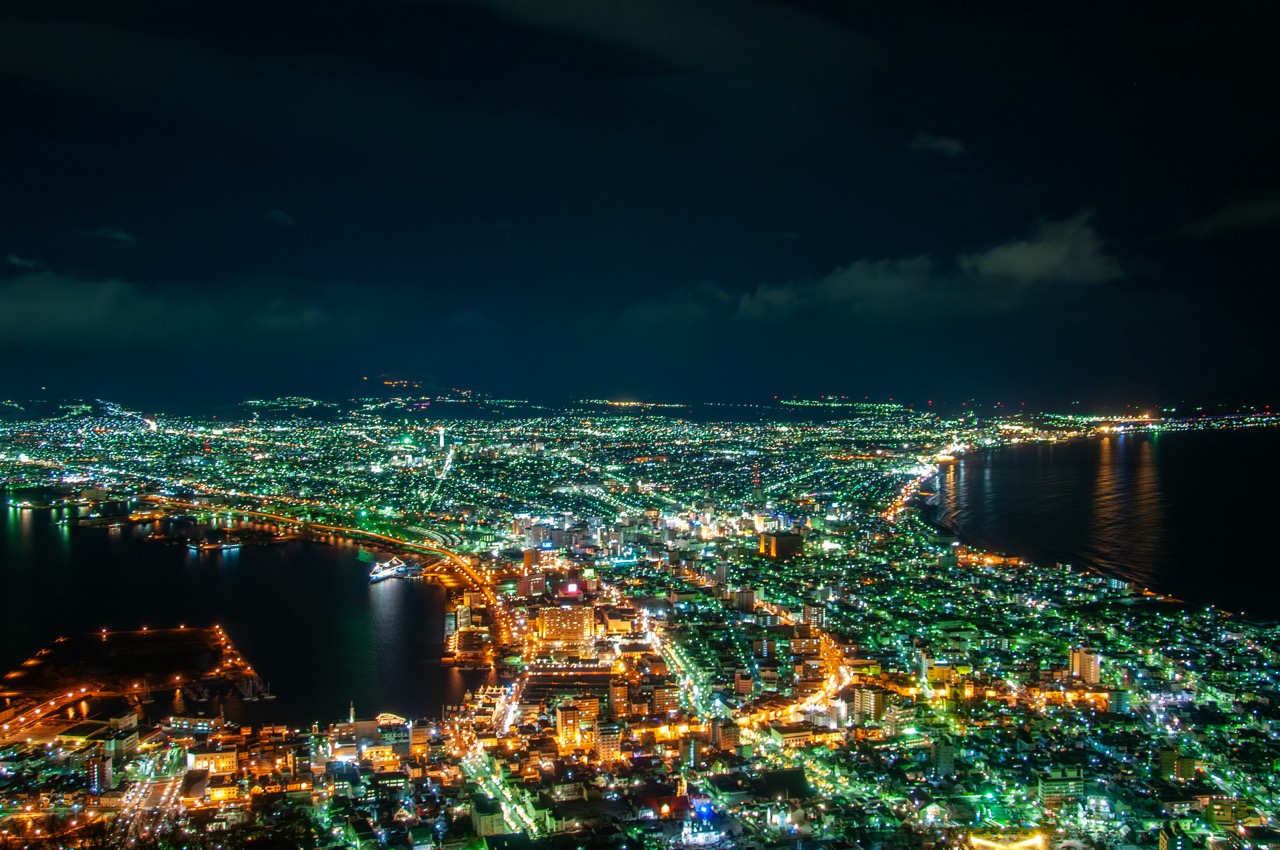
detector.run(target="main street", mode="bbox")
[105,746,186,847]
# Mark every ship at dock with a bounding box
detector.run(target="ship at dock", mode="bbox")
[368,555,424,583]
[187,540,242,552]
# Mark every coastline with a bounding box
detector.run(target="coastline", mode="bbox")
[917,430,1280,621]
[918,499,1190,609]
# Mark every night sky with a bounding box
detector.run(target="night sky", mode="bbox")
[2,1,1277,407]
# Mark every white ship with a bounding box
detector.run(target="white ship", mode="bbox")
[369,555,424,582]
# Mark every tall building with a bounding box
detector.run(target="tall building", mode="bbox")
[574,696,600,722]
[852,686,886,722]
[595,721,622,762]
[517,572,546,598]
[882,703,914,737]
[1039,766,1084,810]
[556,705,581,747]
[445,603,471,636]
[609,680,630,717]
[1157,744,1181,780]
[1071,647,1101,685]
[711,717,740,751]
[1158,823,1191,850]
[930,739,956,778]
[87,755,113,794]
[651,685,680,715]
[802,603,826,627]
[678,735,701,766]
[759,531,803,559]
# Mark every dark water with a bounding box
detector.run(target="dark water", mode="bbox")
[0,508,487,726]
[931,428,1280,617]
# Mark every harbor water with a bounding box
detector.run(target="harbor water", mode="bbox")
[0,509,488,726]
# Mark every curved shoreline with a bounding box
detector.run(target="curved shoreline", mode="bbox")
[914,435,1230,616]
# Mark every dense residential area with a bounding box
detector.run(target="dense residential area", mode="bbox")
[2,397,1279,850]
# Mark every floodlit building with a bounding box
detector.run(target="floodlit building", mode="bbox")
[1071,647,1101,685]
[1039,766,1084,810]
[759,531,803,559]
[595,721,622,762]
[538,605,595,640]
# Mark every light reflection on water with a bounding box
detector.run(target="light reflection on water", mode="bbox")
[1081,436,1166,585]
[0,503,486,725]
[933,429,1280,616]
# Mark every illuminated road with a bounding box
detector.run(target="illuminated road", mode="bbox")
[106,751,185,847]
[462,752,542,836]
[0,686,100,747]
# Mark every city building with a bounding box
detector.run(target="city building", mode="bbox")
[929,739,955,778]
[1158,823,1191,850]
[651,685,680,716]
[711,717,740,751]
[1070,647,1101,685]
[556,705,582,747]
[472,796,507,837]
[852,686,886,722]
[759,531,804,559]
[1039,766,1084,810]
[595,721,622,762]
[538,605,595,641]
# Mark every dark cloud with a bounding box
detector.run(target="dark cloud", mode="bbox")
[613,282,734,334]
[958,214,1121,287]
[736,257,936,320]
[5,254,42,270]
[90,227,138,247]
[442,0,877,127]
[267,208,296,227]
[0,1,1277,404]
[0,270,331,345]
[449,0,871,79]
[730,215,1121,322]
[908,132,967,158]
[1193,198,1280,238]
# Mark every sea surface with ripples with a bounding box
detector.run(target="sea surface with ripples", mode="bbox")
[930,427,1280,618]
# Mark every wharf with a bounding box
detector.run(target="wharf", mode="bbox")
[1,626,257,701]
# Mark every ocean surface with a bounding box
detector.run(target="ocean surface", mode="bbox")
[930,427,1280,618]
[0,508,488,727]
